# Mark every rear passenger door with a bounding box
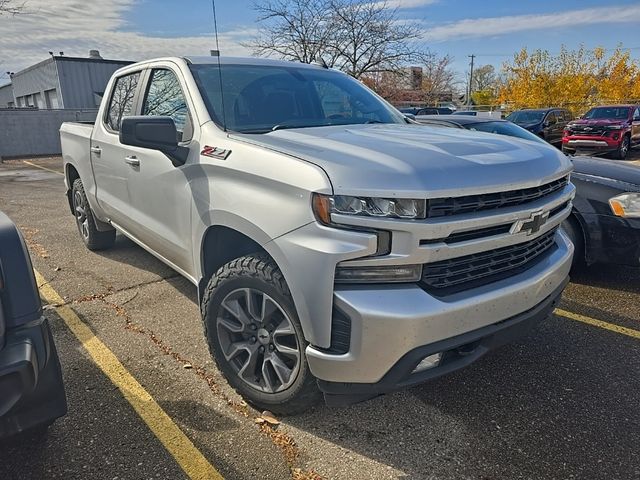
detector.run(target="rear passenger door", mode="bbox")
[91,70,143,229]
[123,66,197,275]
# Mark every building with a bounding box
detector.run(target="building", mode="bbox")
[5,50,133,109]
[0,83,14,108]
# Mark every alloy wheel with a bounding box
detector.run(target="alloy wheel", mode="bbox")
[216,288,301,393]
[73,190,90,240]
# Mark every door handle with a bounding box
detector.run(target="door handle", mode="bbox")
[90,146,101,155]
[124,155,140,167]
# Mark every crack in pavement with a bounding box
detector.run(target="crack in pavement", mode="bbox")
[73,283,324,480]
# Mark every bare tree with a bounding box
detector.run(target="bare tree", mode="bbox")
[249,0,428,79]
[249,0,340,65]
[0,0,25,15]
[421,52,458,104]
[328,0,425,78]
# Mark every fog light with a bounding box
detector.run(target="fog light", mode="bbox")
[334,264,422,283]
[412,353,442,373]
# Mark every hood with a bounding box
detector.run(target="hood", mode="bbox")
[569,118,627,127]
[233,124,572,198]
[572,156,640,188]
[518,122,541,130]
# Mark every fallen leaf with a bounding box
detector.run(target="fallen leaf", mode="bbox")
[183,363,193,369]
[261,410,280,426]
[255,417,266,424]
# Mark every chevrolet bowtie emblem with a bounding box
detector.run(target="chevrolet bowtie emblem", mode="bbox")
[510,210,550,236]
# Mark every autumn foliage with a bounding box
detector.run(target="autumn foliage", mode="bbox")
[499,45,640,114]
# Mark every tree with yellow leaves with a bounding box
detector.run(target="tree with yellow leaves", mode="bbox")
[499,45,640,115]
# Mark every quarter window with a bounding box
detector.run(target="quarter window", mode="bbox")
[142,69,191,141]
[106,72,140,131]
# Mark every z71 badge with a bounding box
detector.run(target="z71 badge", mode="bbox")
[201,145,231,160]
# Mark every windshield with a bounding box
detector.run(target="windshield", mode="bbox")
[466,121,547,144]
[506,110,545,124]
[189,63,406,133]
[583,106,630,120]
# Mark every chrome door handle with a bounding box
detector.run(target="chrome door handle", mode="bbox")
[124,155,140,167]
[90,146,101,155]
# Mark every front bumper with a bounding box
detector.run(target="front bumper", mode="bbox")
[563,137,620,154]
[319,279,567,406]
[0,316,67,437]
[306,230,573,399]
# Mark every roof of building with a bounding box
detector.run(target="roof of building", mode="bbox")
[12,55,133,77]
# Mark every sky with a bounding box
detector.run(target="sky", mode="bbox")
[1,0,639,87]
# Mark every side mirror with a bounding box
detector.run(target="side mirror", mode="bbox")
[120,116,188,166]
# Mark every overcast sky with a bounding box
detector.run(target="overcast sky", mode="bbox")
[1,0,639,86]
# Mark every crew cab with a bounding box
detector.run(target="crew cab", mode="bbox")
[562,105,640,159]
[60,57,574,413]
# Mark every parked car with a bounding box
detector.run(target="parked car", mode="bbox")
[414,115,547,144]
[0,211,67,438]
[563,156,640,268]
[60,56,573,413]
[416,115,640,268]
[506,108,572,146]
[562,104,640,159]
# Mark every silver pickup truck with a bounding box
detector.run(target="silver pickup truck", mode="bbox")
[60,56,574,413]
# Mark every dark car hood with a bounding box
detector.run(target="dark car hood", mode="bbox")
[572,156,640,189]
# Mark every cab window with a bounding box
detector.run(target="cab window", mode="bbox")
[142,69,192,142]
[106,72,141,132]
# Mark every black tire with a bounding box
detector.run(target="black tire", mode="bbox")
[201,253,321,415]
[71,178,115,251]
[561,215,584,269]
[561,146,572,156]
[612,135,630,160]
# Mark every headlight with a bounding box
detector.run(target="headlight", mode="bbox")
[609,193,640,218]
[335,264,422,283]
[606,125,624,130]
[313,193,426,224]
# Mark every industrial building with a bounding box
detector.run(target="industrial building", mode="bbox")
[0,83,13,107]
[1,50,132,109]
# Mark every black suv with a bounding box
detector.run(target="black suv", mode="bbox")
[507,108,573,146]
[0,211,66,437]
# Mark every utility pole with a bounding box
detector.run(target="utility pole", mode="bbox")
[467,54,475,107]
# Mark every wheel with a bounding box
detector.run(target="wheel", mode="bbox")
[561,215,584,269]
[201,254,321,415]
[612,135,630,160]
[561,145,572,156]
[71,178,115,250]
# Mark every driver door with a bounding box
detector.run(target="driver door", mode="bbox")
[632,107,640,146]
[122,66,197,276]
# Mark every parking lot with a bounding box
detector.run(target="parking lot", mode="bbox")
[0,155,639,480]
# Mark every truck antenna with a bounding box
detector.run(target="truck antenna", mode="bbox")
[211,0,227,132]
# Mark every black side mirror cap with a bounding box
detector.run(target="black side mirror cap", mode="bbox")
[120,116,188,166]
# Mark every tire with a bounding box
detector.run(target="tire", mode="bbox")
[561,215,584,269]
[561,145,572,156]
[71,178,115,251]
[612,135,630,160]
[201,253,321,415]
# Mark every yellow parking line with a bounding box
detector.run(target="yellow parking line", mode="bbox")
[555,308,640,340]
[34,270,223,480]
[22,160,64,176]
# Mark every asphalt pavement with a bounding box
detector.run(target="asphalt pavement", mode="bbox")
[0,155,638,480]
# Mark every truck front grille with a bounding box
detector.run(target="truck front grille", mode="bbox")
[567,126,607,136]
[427,176,568,218]
[420,228,558,294]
